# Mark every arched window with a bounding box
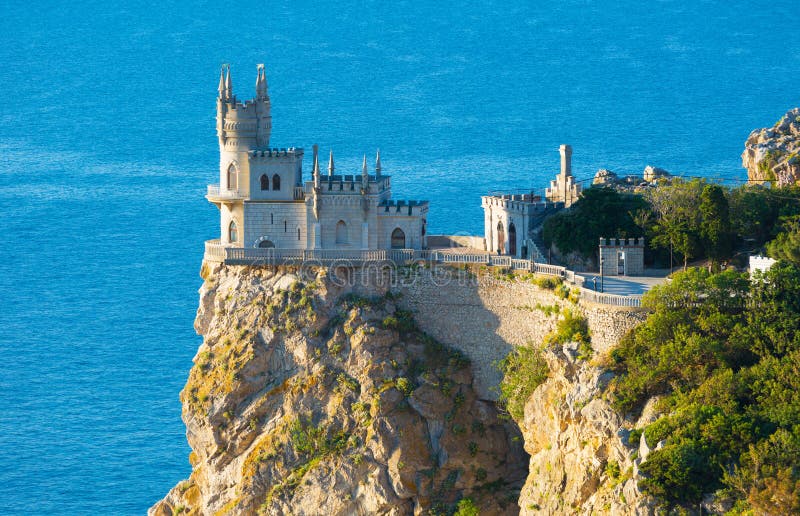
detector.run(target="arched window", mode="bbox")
[335,220,348,244]
[272,174,281,191]
[508,222,517,256]
[228,220,238,243]
[227,164,237,190]
[391,228,406,249]
[297,227,301,241]
[270,213,274,225]
[260,174,269,191]
[496,221,505,254]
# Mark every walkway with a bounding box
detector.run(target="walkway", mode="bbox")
[577,269,670,296]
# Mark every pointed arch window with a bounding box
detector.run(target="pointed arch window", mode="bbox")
[272,174,281,191]
[260,174,269,191]
[228,220,238,243]
[227,164,238,191]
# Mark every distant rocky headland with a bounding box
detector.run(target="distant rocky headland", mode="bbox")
[742,108,800,186]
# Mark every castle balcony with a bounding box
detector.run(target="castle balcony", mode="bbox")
[207,184,246,202]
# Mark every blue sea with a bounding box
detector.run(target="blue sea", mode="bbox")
[1,1,798,513]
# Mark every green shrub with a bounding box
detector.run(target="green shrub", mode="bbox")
[454,497,479,516]
[497,345,549,421]
[544,308,590,349]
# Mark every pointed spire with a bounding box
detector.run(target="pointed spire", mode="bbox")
[375,149,382,177]
[218,66,226,98]
[225,65,232,99]
[256,64,267,98]
[312,144,320,187]
[362,154,368,177]
[328,149,334,176]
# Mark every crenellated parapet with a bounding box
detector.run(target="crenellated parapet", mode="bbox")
[378,199,429,217]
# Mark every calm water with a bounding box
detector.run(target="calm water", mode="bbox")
[1,1,798,513]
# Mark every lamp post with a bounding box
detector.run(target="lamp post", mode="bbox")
[600,254,604,293]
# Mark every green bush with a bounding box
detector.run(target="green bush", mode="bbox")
[454,498,479,516]
[497,345,549,421]
[544,308,590,349]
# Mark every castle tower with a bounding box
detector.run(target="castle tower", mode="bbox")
[208,64,304,249]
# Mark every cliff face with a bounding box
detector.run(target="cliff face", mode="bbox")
[742,108,800,185]
[514,344,657,515]
[150,264,527,516]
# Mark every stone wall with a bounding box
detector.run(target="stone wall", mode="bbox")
[337,265,648,400]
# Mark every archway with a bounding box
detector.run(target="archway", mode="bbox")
[258,239,275,248]
[335,220,348,244]
[391,228,406,249]
[260,174,269,191]
[508,222,517,256]
[496,221,505,254]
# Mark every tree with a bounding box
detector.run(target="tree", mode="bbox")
[766,216,800,266]
[699,184,733,267]
[542,187,646,262]
[646,179,705,270]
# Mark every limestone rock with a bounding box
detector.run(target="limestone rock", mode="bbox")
[642,166,669,183]
[593,169,618,186]
[515,346,658,515]
[742,108,800,185]
[150,264,526,515]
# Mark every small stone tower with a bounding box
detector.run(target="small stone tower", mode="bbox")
[545,144,582,207]
[599,237,645,276]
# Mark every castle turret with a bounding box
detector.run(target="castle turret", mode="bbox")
[328,150,334,177]
[362,155,369,189]
[375,149,382,177]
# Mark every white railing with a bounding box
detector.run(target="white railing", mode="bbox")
[202,241,643,307]
[580,288,643,307]
[207,184,246,200]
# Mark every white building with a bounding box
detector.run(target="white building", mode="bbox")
[206,65,428,252]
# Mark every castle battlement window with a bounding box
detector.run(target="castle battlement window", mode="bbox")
[260,174,269,191]
[272,174,281,191]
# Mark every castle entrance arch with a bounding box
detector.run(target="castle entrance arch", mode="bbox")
[496,222,505,254]
[258,239,275,248]
[508,223,517,256]
[391,228,406,249]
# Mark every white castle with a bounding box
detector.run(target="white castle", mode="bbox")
[207,65,428,252]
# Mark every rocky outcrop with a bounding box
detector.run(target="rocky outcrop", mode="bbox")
[743,108,800,185]
[150,264,527,516]
[515,342,658,515]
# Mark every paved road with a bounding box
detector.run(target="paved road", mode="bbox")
[578,269,671,296]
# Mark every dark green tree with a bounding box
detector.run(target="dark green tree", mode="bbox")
[699,184,733,267]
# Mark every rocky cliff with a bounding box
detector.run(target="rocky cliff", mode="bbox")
[514,344,657,515]
[150,264,527,515]
[742,108,800,185]
[151,263,658,515]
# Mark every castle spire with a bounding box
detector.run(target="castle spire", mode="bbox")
[218,66,226,99]
[312,144,320,187]
[256,64,267,99]
[375,148,382,177]
[362,154,369,188]
[328,150,334,176]
[225,65,232,100]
